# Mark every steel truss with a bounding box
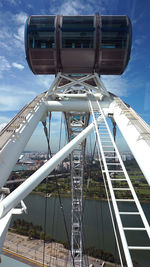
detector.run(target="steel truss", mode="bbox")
[65,112,89,267]
[47,73,107,266]
[89,98,150,267]
[0,73,150,267]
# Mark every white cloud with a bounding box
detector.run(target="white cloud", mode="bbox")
[13,12,28,50]
[0,116,10,131]
[0,23,14,52]
[27,4,33,9]
[101,75,128,97]
[50,0,118,15]
[5,0,21,5]
[134,36,146,46]
[0,123,7,131]
[14,25,25,43]
[5,0,16,4]
[0,56,11,78]
[13,12,27,24]
[0,11,27,52]
[12,62,24,70]
[36,75,55,89]
[59,0,85,15]
[0,85,36,111]
[0,40,11,51]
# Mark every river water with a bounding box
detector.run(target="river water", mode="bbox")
[10,194,150,266]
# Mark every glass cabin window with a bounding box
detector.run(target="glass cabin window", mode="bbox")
[62,16,94,48]
[29,16,55,48]
[101,16,128,49]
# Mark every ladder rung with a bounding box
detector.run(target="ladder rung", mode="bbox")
[103,145,113,147]
[124,227,146,231]
[100,137,111,139]
[105,156,118,158]
[101,141,112,143]
[104,150,115,154]
[107,163,121,165]
[116,199,134,202]
[110,179,126,181]
[113,188,130,191]
[128,246,150,250]
[102,170,123,173]
[119,212,140,215]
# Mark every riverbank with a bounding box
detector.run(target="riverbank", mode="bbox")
[3,232,121,267]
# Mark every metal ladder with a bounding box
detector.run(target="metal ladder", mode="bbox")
[89,98,150,267]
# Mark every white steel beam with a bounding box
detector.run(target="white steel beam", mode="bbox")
[0,210,12,252]
[0,122,94,219]
[0,201,27,253]
[0,102,46,188]
[112,97,150,186]
[51,93,103,99]
[46,99,112,112]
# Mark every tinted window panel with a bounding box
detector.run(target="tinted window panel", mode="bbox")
[62,16,94,48]
[101,16,128,49]
[29,16,55,48]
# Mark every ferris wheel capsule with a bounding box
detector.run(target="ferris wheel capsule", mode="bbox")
[25,15,132,75]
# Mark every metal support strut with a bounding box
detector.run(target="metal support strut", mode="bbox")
[65,112,89,267]
[89,97,150,267]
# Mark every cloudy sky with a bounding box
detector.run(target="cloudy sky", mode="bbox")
[0,0,150,152]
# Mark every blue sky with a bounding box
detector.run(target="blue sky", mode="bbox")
[0,0,150,152]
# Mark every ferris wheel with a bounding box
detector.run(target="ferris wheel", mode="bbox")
[0,14,150,267]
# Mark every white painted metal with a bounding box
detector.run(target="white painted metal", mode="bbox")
[54,73,109,96]
[46,72,61,96]
[88,99,134,267]
[0,122,94,219]
[46,72,109,96]
[94,120,124,267]
[65,111,88,267]
[96,100,150,239]
[71,139,84,267]
[112,97,150,186]
[89,98,150,266]
[0,211,12,253]
[46,99,111,112]
[129,246,150,250]
[50,93,103,99]
[1,71,150,266]
[0,201,26,253]
[0,93,47,188]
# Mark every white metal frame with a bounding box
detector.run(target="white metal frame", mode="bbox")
[89,98,150,266]
[0,73,150,266]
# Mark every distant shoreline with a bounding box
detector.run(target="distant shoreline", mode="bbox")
[31,191,150,203]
